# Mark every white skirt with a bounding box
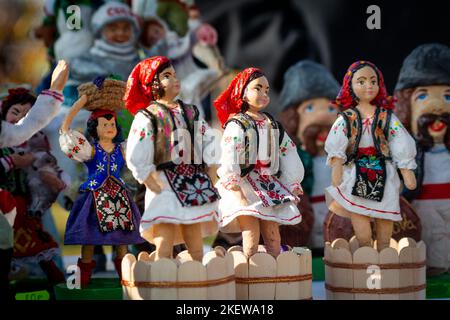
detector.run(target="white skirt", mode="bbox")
[140,171,219,245]
[325,161,402,222]
[216,170,302,233]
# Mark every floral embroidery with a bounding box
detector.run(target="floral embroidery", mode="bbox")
[164,165,220,207]
[88,180,98,188]
[224,135,241,145]
[111,163,118,172]
[96,163,105,173]
[235,143,244,153]
[139,127,154,141]
[280,139,294,157]
[389,120,404,138]
[72,145,80,153]
[246,173,295,207]
[78,137,86,145]
[333,121,346,135]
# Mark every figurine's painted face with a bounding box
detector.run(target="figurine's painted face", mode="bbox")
[158,65,180,100]
[144,21,165,48]
[296,98,337,153]
[102,20,133,44]
[244,76,270,111]
[5,102,31,124]
[97,116,117,141]
[411,85,450,141]
[351,66,379,104]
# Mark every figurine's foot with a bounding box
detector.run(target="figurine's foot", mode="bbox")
[77,258,96,288]
[39,260,65,285]
[426,267,447,277]
[113,257,122,279]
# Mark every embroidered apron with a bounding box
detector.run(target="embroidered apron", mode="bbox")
[164,164,220,207]
[93,177,134,232]
[246,161,297,207]
[351,147,386,202]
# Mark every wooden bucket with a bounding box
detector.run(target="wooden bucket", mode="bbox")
[324,237,426,300]
[228,245,312,300]
[121,246,235,300]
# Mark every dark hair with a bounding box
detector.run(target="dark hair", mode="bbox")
[1,89,37,121]
[240,70,266,113]
[86,113,124,143]
[151,61,172,100]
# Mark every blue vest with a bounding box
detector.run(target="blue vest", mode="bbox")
[79,142,126,192]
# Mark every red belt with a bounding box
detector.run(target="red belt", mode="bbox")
[310,195,326,203]
[416,183,450,200]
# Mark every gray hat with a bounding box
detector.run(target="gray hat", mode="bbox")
[91,1,140,38]
[395,43,450,92]
[279,60,340,110]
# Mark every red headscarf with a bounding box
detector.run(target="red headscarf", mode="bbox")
[124,56,170,115]
[89,109,117,121]
[213,67,262,127]
[334,61,395,110]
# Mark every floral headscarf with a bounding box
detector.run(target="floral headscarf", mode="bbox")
[213,67,262,126]
[334,61,395,110]
[124,56,170,115]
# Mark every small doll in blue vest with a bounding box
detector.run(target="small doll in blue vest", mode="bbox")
[59,78,143,287]
[325,61,417,252]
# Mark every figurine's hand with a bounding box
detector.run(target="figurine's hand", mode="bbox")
[400,169,417,190]
[10,153,35,169]
[291,186,304,197]
[144,173,162,194]
[330,158,344,187]
[39,171,66,193]
[50,60,69,91]
[230,185,248,206]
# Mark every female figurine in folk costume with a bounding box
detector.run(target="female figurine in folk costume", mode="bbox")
[59,77,143,287]
[395,43,450,276]
[0,60,68,300]
[1,88,69,285]
[213,68,305,258]
[325,61,417,251]
[124,56,220,262]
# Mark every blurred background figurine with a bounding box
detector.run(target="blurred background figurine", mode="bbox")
[395,43,450,276]
[1,88,67,289]
[278,60,340,251]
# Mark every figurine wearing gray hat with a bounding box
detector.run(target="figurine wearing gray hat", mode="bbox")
[395,43,450,276]
[278,60,340,249]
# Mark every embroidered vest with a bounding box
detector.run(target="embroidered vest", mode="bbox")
[340,107,392,164]
[224,112,285,177]
[79,142,126,191]
[138,100,199,169]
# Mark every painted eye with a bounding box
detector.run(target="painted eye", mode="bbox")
[416,93,428,101]
[305,105,314,113]
[371,81,377,85]
[328,106,336,113]
[359,81,365,86]
[444,94,450,102]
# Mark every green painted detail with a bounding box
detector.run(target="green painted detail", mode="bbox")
[16,290,50,300]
